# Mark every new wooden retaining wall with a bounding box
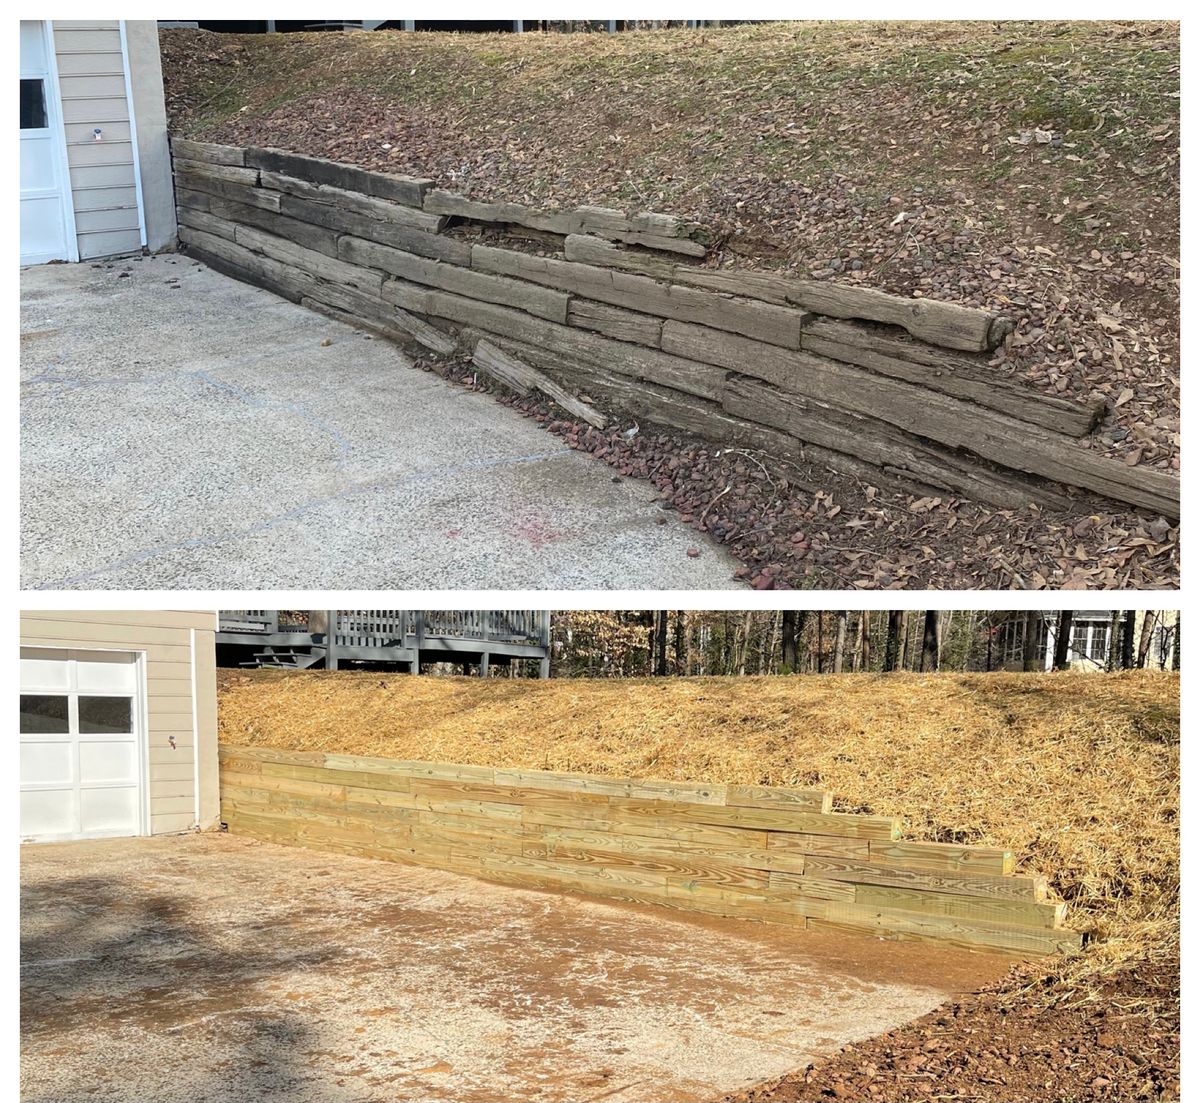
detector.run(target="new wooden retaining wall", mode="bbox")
[219,744,1082,956]
[171,138,1179,521]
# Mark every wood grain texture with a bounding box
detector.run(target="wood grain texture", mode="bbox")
[218,746,1077,955]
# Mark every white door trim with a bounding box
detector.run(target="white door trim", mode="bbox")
[34,20,79,263]
[19,645,150,842]
[117,19,148,250]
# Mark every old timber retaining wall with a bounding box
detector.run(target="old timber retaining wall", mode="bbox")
[172,138,1178,520]
[219,744,1081,956]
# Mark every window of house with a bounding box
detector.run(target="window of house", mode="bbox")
[20,78,48,130]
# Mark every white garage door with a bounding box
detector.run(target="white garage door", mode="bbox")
[20,648,145,842]
[20,21,73,265]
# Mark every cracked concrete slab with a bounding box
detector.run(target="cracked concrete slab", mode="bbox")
[21,834,1012,1103]
[20,255,741,590]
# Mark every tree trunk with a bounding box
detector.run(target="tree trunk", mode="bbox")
[861,612,872,671]
[1022,611,1042,672]
[833,611,848,673]
[1173,614,1180,670]
[781,610,798,674]
[920,610,940,672]
[1053,610,1074,670]
[1106,610,1122,671]
[674,611,687,675]
[884,612,904,672]
[1137,611,1158,669]
[1121,610,1137,669]
[654,610,668,676]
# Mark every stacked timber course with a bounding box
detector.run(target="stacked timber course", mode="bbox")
[219,744,1082,957]
[172,138,1179,520]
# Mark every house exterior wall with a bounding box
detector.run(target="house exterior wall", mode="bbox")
[995,611,1178,673]
[47,19,174,260]
[19,611,220,835]
[124,20,177,251]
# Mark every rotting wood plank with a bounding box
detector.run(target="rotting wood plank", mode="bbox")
[232,224,383,294]
[204,200,340,258]
[674,268,1012,352]
[258,171,446,233]
[423,189,576,234]
[563,233,680,280]
[279,192,471,264]
[177,206,236,242]
[573,206,710,256]
[172,158,259,188]
[179,228,318,304]
[341,238,569,322]
[566,298,665,348]
[471,244,806,348]
[383,281,727,401]
[472,340,607,428]
[170,137,246,166]
[801,323,1103,437]
[174,170,280,212]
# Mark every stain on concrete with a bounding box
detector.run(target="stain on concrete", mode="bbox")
[20,834,1013,1103]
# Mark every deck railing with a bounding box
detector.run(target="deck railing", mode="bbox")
[219,610,550,649]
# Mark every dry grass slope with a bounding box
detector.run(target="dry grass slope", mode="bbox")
[217,668,1178,1005]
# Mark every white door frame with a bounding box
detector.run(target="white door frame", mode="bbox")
[19,645,150,841]
[20,20,79,264]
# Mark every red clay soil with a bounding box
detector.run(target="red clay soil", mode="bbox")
[724,961,1180,1103]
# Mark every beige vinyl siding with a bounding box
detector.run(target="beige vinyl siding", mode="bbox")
[51,20,142,260]
[19,611,219,835]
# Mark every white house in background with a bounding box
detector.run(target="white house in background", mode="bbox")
[19,612,220,844]
[19,20,176,265]
[994,611,1178,672]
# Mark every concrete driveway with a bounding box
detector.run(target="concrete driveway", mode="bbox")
[20,255,739,590]
[21,834,1010,1103]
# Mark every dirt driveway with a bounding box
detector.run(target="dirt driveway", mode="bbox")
[21,834,1010,1103]
[20,255,738,590]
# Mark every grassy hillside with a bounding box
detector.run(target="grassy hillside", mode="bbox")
[217,667,1178,1009]
[161,22,1179,474]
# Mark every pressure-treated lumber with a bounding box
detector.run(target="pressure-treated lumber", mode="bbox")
[218,746,1079,956]
[471,339,608,428]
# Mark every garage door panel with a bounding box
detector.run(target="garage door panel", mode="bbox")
[21,740,74,787]
[20,653,72,688]
[78,740,137,784]
[79,787,140,836]
[21,789,77,839]
[74,653,138,692]
[20,648,146,842]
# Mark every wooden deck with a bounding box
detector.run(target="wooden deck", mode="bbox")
[218,610,551,676]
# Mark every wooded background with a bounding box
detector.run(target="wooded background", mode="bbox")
[548,611,1178,678]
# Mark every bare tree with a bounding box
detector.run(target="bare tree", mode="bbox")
[1121,610,1137,669]
[920,610,940,672]
[833,611,848,673]
[884,611,904,672]
[780,610,798,673]
[1022,611,1042,672]
[1137,611,1159,669]
[654,610,668,675]
[1053,610,1074,670]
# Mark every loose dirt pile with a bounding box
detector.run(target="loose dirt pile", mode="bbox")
[218,668,1179,1100]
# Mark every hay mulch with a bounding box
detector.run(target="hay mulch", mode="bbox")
[217,669,1177,997]
[217,668,1179,1101]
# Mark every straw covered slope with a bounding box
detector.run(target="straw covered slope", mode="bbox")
[217,668,1178,1004]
